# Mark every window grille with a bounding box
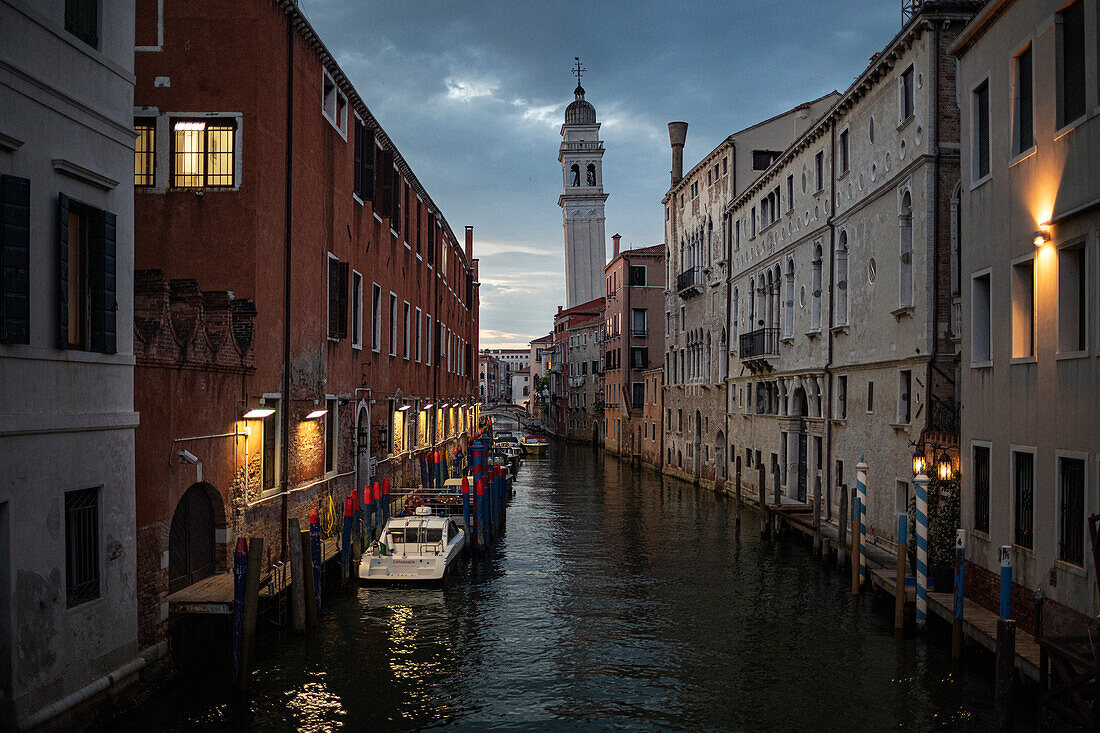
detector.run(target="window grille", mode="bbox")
[134,120,155,187]
[65,487,100,607]
[1059,458,1084,565]
[1013,451,1034,548]
[973,445,989,533]
[172,120,235,188]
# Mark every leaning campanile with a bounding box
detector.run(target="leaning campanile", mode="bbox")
[558,58,608,308]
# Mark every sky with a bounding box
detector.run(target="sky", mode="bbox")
[301,0,903,349]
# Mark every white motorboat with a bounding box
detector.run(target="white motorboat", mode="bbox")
[359,506,466,582]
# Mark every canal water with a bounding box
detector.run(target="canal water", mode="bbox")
[108,444,1047,731]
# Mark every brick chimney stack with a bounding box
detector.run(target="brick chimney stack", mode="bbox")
[464,226,473,261]
[668,121,688,185]
[612,233,621,258]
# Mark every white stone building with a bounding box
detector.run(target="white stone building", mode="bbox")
[954,0,1100,632]
[565,313,603,443]
[0,0,144,728]
[725,1,976,545]
[662,94,837,486]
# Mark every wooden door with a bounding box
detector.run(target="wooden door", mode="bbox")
[168,486,215,594]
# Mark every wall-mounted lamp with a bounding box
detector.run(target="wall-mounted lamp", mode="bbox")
[422,404,434,410]
[937,451,953,481]
[912,449,925,477]
[1033,228,1051,247]
[305,409,328,419]
[243,408,275,419]
[397,405,411,411]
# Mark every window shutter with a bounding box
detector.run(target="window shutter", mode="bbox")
[57,194,69,349]
[327,257,339,338]
[392,169,402,236]
[377,149,394,219]
[89,208,117,354]
[363,134,376,202]
[353,119,363,197]
[1,175,31,344]
[337,261,349,338]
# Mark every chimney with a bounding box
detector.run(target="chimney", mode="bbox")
[464,226,474,261]
[612,233,621,258]
[668,121,688,185]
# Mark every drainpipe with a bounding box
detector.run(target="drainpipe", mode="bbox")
[924,21,942,445]
[279,13,295,561]
[824,117,837,529]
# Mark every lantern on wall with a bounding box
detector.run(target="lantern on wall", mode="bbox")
[937,452,953,481]
[912,448,925,477]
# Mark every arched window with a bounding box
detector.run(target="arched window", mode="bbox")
[570,164,580,187]
[765,269,774,331]
[811,244,822,331]
[707,217,714,267]
[747,279,755,328]
[705,331,712,382]
[586,164,596,186]
[719,329,728,380]
[837,231,849,326]
[773,264,782,331]
[784,259,795,338]
[899,190,913,307]
[732,287,740,344]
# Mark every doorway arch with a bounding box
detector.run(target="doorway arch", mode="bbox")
[168,483,225,594]
[790,387,809,502]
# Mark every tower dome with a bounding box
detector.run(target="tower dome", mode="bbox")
[565,84,596,125]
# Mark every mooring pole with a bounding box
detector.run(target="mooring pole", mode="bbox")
[758,463,767,539]
[287,516,306,633]
[851,495,861,595]
[735,456,742,531]
[237,536,262,690]
[914,471,929,628]
[895,513,907,630]
[461,476,471,543]
[309,508,322,614]
[232,538,247,681]
[838,484,848,568]
[300,528,317,628]
[856,458,868,587]
[953,529,966,660]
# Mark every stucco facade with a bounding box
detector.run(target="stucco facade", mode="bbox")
[0,1,143,728]
[564,315,602,443]
[953,0,1100,632]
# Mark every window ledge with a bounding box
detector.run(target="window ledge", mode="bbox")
[897,114,915,133]
[836,169,850,181]
[969,172,992,192]
[830,324,849,335]
[1011,544,1034,558]
[416,253,423,261]
[891,306,914,319]
[1054,559,1087,578]
[1010,355,1036,365]
[353,193,364,206]
[390,228,399,238]
[970,360,993,369]
[352,343,362,351]
[1056,349,1089,361]
[1054,115,1087,142]
[805,329,822,339]
[1008,146,1036,168]
[832,418,846,426]
[779,336,794,344]
[969,529,990,543]
[404,242,412,251]
[889,422,911,432]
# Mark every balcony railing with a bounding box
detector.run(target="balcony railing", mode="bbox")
[561,141,605,152]
[739,328,780,359]
[677,266,703,297]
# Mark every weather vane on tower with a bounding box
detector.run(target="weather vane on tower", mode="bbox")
[573,57,585,86]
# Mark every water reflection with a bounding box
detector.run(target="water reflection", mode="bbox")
[108,444,1049,731]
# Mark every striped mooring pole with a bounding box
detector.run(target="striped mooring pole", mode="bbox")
[461,476,471,543]
[856,458,868,585]
[953,529,966,659]
[999,545,1012,619]
[381,478,390,523]
[914,471,930,628]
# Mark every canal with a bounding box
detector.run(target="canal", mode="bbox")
[108,443,1046,731]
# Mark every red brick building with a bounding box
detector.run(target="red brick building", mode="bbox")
[131,0,478,649]
[601,240,664,458]
[550,297,604,436]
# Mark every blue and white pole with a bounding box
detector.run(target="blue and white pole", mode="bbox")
[999,545,1012,619]
[914,471,930,628]
[856,457,868,585]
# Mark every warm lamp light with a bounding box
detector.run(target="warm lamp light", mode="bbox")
[422,403,433,410]
[243,408,275,419]
[912,450,925,476]
[305,409,328,419]
[397,405,411,411]
[1033,228,1050,247]
[937,452,953,481]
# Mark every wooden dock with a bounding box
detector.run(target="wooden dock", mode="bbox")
[166,538,341,616]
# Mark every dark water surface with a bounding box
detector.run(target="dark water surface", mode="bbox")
[111,445,1046,731]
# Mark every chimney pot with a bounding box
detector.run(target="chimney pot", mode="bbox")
[612,233,621,258]
[464,226,473,260]
[668,121,689,186]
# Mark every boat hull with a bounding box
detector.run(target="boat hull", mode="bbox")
[358,533,466,582]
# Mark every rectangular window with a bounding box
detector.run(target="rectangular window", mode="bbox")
[973,444,990,533]
[425,314,433,364]
[65,487,100,607]
[631,382,645,410]
[631,347,648,369]
[371,283,382,352]
[66,205,89,349]
[415,307,422,362]
[972,272,992,363]
[815,151,824,191]
[416,199,422,255]
[1057,243,1087,353]
[1013,450,1034,549]
[351,271,363,348]
[172,120,236,188]
[973,80,990,180]
[353,118,375,201]
[327,256,348,340]
[898,369,911,424]
[134,119,155,187]
[1013,46,1034,155]
[322,69,348,135]
[866,380,874,413]
[324,398,337,473]
[752,150,778,170]
[65,0,98,48]
[1011,258,1034,358]
[1058,456,1085,565]
[629,265,646,286]
[901,65,915,120]
[388,293,397,356]
[403,301,411,360]
[751,206,757,236]
[839,129,849,173]
[786,174,793,211]
[1058,0,1086,128]
[631,308,647,335]
[261,399,280,492]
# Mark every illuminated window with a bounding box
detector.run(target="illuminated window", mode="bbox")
[172,120,236,188]
[134,119,155,187]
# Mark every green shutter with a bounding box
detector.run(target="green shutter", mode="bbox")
[57,193,69,349]
[1,175,30,344]
[89,208,116,354]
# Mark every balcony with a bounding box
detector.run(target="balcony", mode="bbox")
[561,140,605,152]
[739,328,779,371]
[676,267,703,298]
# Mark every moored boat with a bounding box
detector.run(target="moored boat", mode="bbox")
[521,434,549,455]
[359,506,466,582]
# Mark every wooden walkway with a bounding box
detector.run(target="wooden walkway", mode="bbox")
[751,493,1044,682]
[166,538,342,615]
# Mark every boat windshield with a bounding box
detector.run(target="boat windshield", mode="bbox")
[397,526,444,544]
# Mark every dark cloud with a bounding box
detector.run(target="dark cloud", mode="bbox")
[301,0,900,346]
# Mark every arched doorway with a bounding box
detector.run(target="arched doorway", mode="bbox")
[693,410,702,482]
[790,387,809,502]
[356,402,371,497]
[168,483,222,594]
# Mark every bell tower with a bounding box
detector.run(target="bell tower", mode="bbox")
[558,58,608,308]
